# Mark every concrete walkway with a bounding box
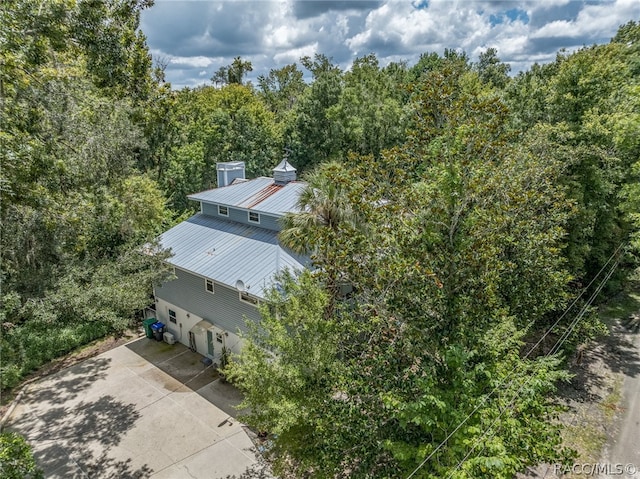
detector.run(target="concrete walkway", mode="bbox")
[5,338,267,478]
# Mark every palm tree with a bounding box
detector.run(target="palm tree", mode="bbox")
[279,162,366,311]
[279,161,362,255]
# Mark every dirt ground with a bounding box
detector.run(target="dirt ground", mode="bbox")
[520,284,640,479]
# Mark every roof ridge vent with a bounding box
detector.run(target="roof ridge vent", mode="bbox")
[273,159,297,185]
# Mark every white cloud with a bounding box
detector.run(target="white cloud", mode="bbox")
[273,42,319,64]
[169,55,215,68]
[140,0,640,88]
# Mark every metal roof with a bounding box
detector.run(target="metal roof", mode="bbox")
[188,177,306,216]
[159,214,310,298]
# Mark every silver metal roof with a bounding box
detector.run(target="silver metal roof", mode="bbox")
[159,214,310,298]
[188,177,306,216]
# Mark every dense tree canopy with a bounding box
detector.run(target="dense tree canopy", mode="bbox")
[228,63,577,478]
[228,20,638,479]
[1,0,173,389]
[2,3,638,477]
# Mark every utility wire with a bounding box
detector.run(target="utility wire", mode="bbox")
[441,254,621,479]
[405,242,625,479]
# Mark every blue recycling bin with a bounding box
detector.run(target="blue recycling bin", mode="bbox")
[150,321,165,341]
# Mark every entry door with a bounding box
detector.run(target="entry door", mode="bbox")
[189,331,197,352]
[207,330,214,357]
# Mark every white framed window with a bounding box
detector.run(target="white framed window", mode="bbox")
[240,291,259,306]
[205,278,215,293]
[218,205,228,216]
[168,309,177,324]
[248,211,260,224]
[216,332,224,344]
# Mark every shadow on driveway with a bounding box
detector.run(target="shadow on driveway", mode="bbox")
[7,337,259,478]
[126,337,246,418]
[126,337,219,390]
[8,355,153,478]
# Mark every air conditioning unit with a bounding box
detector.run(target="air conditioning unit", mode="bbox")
[163,332,176,345]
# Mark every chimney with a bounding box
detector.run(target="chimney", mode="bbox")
[217,161,245,187]
[272,159,297,185]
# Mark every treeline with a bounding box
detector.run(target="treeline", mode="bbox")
[1,0,174,389]
[155,33,639,291]
[1,0,639,476]
[224,22,640,479]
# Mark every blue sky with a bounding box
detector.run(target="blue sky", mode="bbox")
[140,0,640,89]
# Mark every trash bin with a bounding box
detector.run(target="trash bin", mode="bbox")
[150,321,165,341]
[142,318,157,339]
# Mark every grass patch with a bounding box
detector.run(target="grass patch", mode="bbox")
[600,375,623,421]
[559,375,623,479]
[564,419,607,465]
[599,291,640,322]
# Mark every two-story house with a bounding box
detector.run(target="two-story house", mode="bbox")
[153,160,309,362]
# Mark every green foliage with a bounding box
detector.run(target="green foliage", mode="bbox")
[225,271,337,435]
[1,6,637,477]
[328,54,408,159]
[162,84,281,211]
[257,63,306,118]
[234,63,578,478]
[0,0,172,391]
[475,47,511,89]
[281,53,410,172]
[1,246,172,389]
[0,432,43,479]
[1,318,112,390]
[211,56,253,86]
[288,54,344,171]
[506,34,639,287]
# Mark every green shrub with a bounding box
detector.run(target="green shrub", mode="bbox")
[0,432,43,479]
[1,319,116,390]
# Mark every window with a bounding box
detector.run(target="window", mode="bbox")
[248,211,260,224]
[205,278,214,293]
[168,309,177,324]
[240,291,259,306]
[218,205,228,216]
[216,332,224,343]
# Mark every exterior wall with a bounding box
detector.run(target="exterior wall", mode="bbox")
[154,267,261,337]
[154,298,202,348]
[155,297,245,360]
[200,202,282,231]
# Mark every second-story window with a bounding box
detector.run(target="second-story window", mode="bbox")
[218,205,228,216]
[248,211,260,224]
[240,291,259,306]
[205,278,214,293]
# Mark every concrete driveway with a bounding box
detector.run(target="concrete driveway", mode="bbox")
[5,338,268,478]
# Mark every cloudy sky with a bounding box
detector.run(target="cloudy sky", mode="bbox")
[140,0,640,89]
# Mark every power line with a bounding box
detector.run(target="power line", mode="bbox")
[441,254,622,479]
[405,243,625,479]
